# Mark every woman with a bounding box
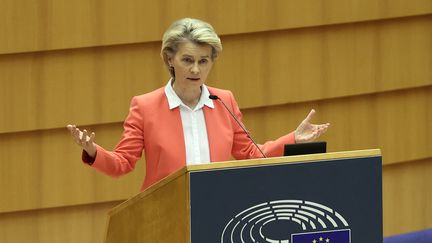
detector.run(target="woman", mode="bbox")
[67,18,329,191]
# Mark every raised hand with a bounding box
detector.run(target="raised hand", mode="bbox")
[294,109,330,143]
[66,124,97,158]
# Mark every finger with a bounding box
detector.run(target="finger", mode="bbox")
[68,125,78,138]
[321,123,330,129]
[72,127,80,142]
[72,126,78,136]
[303,109,316,123]
[75,128,83,144]
[316,125,329,137]
[74,127,81,139]
[318,124,327,130]
[82,129,88,143]
[322,125,329,133]
[67,125,75,136]
[88,132,96,144]
[69,125,75,134]
[315,123,329,131]
[322,123,330,131]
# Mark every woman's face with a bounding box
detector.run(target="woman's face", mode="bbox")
[168,41,214,89]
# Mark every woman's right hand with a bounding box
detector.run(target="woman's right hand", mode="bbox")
[66,124,97,158]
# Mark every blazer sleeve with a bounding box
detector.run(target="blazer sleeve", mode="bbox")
[83,96,145,177]
[228,91,296,159]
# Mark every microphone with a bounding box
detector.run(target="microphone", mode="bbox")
[209,95,267,158]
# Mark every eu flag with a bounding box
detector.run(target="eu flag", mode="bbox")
[292,229,350,243]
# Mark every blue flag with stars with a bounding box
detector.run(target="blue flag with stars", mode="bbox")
[292,229,350,243]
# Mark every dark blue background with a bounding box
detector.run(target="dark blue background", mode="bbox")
[189,156,382,242]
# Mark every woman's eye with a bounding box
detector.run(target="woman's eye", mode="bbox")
[182,58,193,63]
[199,59,208,64]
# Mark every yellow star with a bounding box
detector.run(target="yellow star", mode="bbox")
[319,237,324,241]
[326,238,330,242]
[312,240,317,243]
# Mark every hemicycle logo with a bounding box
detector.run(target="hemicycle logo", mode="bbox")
[221,200,351,243]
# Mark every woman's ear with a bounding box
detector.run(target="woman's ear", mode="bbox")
[167,56,173,67]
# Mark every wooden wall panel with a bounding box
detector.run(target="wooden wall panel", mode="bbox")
[1,0,431,240]
[0,0,430,54]
[0,123,145,213]
[0,42,167,134]
[1,15,431,134]
[215,15,432,107]
[383,158,432,236]
[0,201,122,243]
[1,86,430,213]
[243,86,432,165]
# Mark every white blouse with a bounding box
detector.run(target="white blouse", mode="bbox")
[164,80,214,165]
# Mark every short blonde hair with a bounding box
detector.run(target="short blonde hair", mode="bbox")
[161,18,223,77]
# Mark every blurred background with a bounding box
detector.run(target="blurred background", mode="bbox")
[0,0,430,242]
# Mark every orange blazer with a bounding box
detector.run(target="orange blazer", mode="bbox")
[85,86,295,190]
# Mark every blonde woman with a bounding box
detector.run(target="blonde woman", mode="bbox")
[67,18,329,191]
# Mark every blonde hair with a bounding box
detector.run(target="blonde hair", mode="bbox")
[161,18,223,77]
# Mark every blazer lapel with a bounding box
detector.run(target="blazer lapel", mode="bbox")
[203,106,219,162]
[203,104,232,162]
[169,107,186,165]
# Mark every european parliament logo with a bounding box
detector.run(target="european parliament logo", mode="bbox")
[221,200,351,243]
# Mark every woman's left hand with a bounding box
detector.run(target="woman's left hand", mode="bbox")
[294,109,330,143]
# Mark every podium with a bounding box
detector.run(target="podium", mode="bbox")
[104,149,382,243]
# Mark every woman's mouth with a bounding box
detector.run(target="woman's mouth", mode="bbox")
[187,77,201,81]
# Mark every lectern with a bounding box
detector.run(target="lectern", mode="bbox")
[104,149,382,243]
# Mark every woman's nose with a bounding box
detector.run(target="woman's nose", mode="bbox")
[191,63,200,74]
